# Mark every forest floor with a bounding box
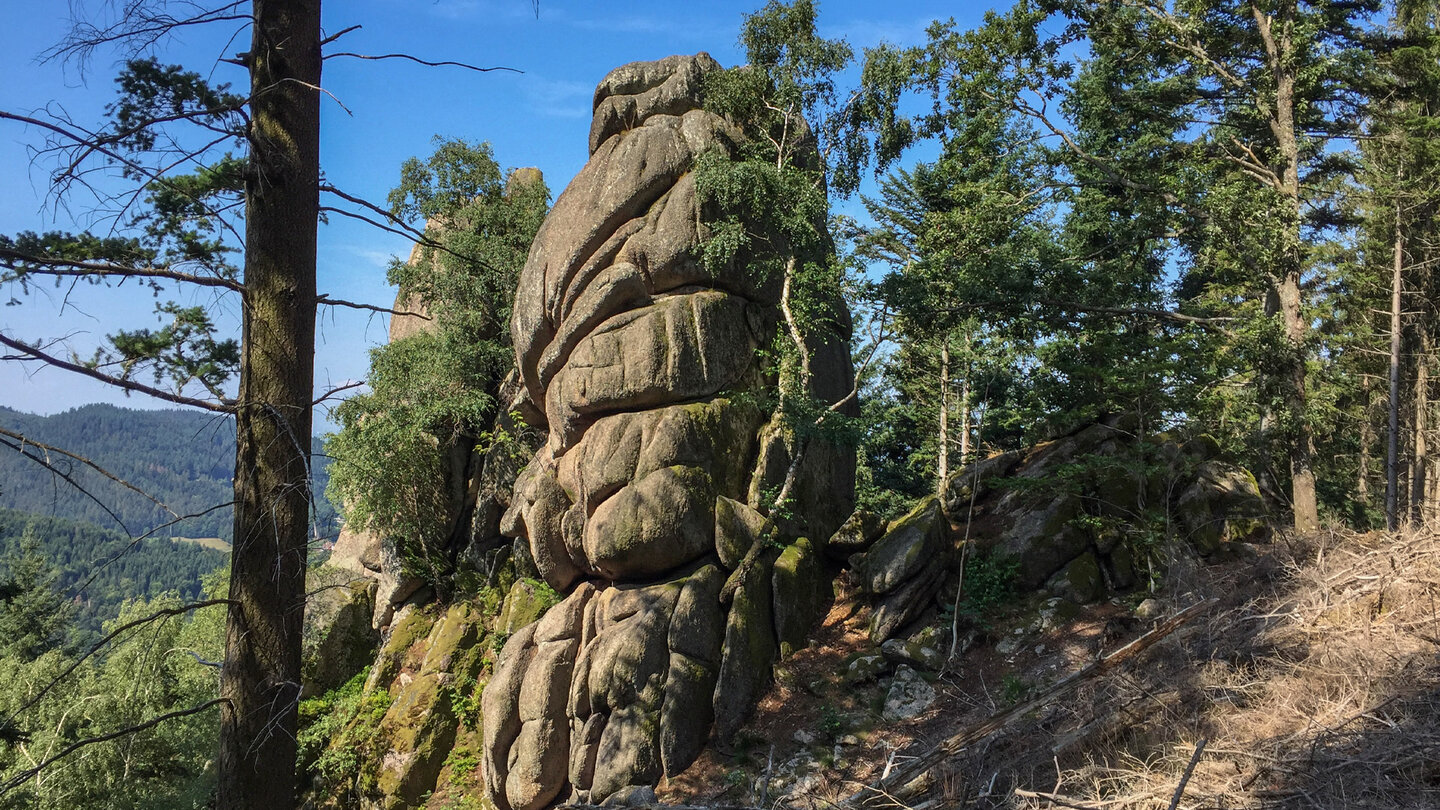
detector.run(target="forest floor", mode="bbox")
[658,526,1440,809]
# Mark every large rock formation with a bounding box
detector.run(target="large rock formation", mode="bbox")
[481,53,855,810]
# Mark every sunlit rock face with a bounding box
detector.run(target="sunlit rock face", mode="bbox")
[481,53,855,810]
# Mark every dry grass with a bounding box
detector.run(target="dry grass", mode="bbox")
[1000,526,1440,810]
[662,526,1440,810]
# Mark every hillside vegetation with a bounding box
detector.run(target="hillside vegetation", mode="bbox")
[0,509,226,636]
[0,404,338,541]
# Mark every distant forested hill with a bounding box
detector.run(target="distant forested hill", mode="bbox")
[0,404,337,541]
[0,508,227,634]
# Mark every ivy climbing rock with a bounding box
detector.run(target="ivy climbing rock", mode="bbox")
[481,53,855,810]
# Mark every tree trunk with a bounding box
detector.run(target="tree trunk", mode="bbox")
[1414,331,1430,523]
[218,2,321,808]
[1359,368,1370,507]
[959,366,972,468]
[937,338,949,495]
[1388,202,1404,531]
[1266,0,1319,533]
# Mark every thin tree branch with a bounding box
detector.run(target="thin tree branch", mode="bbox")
[0,332,234,413]
[0,699,228,797]
[0,426,178,518]
[0,600,236,738]
[325,52,521,74]
[0,249,242,292]
[44,1,250,65]
[0,433,136,535]
[0,110,244,246]
[315,293,430,319]
[67,501,236,605]
[320,24,362,47]
[313,381,364,405]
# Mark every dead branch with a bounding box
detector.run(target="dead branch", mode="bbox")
[1166,738,1207,810]
[320,24,362,47]
[1013,788,1107,809]
[0,433,136,534]
[66,501,235,605]
[315,293,431,319]
[0,425,177,518]
[312,381,365,405]
[318,184,505,273]
[44,1,250,66]
[0,110,243,243]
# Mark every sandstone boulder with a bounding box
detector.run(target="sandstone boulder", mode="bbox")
[483,52,855,809]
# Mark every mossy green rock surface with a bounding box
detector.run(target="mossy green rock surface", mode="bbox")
[772,537,830,657]
[366,606,435,694]
[498,579,553,635]
[858,496,946,594]
[713,552,777,743]
[372,672,459,810]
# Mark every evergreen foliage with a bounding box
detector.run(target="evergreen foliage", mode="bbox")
[0,404,337,542]
[0,509,226,638]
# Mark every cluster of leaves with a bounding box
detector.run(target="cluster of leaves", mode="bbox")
[957,548,1021,618]
[326,139,548,592]
[0,565,227,810]
[297,669,394,799]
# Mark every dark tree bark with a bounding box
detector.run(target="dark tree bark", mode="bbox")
[217,1,321,807]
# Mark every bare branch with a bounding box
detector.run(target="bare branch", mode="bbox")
[0,699,228,798]
[0,110,245,246]
[1035,299,1237,329]
[0,248,242,292]
[0,425,178,518]
[45,1,251,66]
[320,24,362,47]
[325,52,521,74]
[0,332,234,413]
[313,381,364,405]
[0,432,136,534]
[317,188,502,273]
[67,501,235,605]
[316,293,430,319]
[0,600,236,739]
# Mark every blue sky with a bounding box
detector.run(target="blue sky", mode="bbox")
[0,0,994,431]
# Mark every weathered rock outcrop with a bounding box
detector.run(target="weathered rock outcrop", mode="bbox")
[481,53,855,810]
[846,416,1271,643]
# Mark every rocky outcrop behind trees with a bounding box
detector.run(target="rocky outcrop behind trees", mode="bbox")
[844,415,1269,643]
[480,53,855,810]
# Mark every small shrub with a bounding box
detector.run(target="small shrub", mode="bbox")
[1000,673,1032,705]
[960,549,1021,616]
